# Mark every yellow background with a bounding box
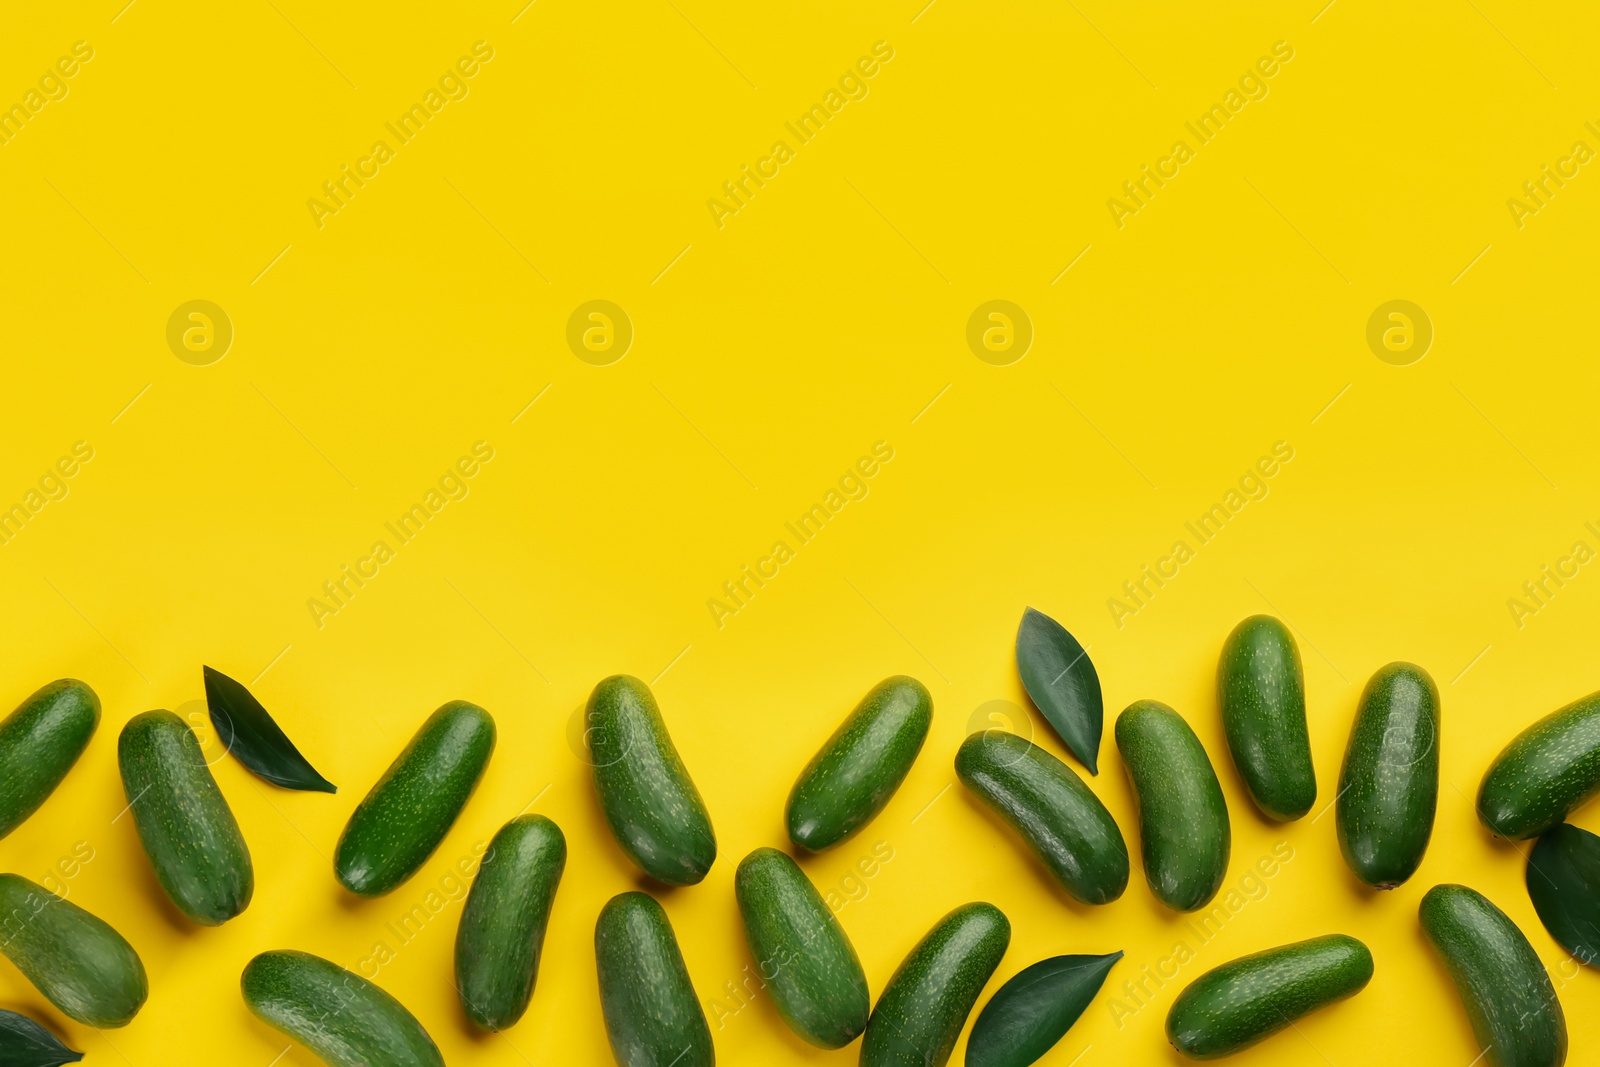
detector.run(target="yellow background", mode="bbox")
[3,0,1599,1063]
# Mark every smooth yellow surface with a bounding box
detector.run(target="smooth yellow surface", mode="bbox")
[2,1,1599,1063]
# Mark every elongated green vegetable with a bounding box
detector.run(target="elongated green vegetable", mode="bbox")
[0,679,99,840]
[1336,663,1438,888]
[335,700,496,897]
[0,874,146,1028]
[1420,884,1566,1067]
[595,892,713,1066]
[1217,615,1315,821]
[1166,935,1373,1059]
[1478,691,1600,839]
[118,709,253,925]
[588,676,716,885]
[955,730,1127,905]
[241,949,444,1067]
[787,676,932,852]
[734,847,869,1049]
[455,814,566,1031]
[861,902,1010,1067]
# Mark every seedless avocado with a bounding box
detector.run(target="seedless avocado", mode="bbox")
[787,676,932,852]
[1336,663,1439,888]
[241,949,444,1067]
[860,902,1010,1067]
[1166,934,1373,1059]
[455,814,566,1031]
[0,679,100,840]
[1217,616,1315,821]
[118,709,254,925]
[587,675,717,886]
[1478,690,1600,839]
[0,874,146,1027]
[1115,701,1230,912]
[335,700,496,897]
[954,729,1128,905]
[595,891,714,1067]
[734,847,869,1049]
[1420,884,1566,1067]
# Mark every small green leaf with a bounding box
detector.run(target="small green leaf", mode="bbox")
[0,1007,83,1066]
[203,666,337,793]
[1527,822,1600,965]
[1016,608,1103,774]
[966,951,1122,1067]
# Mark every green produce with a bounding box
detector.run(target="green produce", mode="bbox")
[118,709,254,926]
[1420,884,1566,1067]
[1336,662,1439,888]
[0,679,99,840]
[595,891,713,1067]
[1478,690,1600,840]
[1114,701,1230,911]
[335,700,495,897]
[1526,823,1600,966]
[1015,608,1103,773]
[734,847,869,1049]
[1165,935,1373,1060]
[965,951,1121,1067]
[787,676,932,852]
[954,730,1128,905]
[588,676,716,885]
[860,902,1010,1067]
[0,1005,83,1065]
[455,814,567,1031]
[241,949,444,1067]
[1216,615,1315,821]
[0,874,146,1028]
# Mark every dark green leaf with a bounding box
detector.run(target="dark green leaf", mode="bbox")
[203,666,336,793]
[0,1008,83,1066]
[1016,608,1103,774]
[1527,822,1600,966]
[966,951,1121,1067]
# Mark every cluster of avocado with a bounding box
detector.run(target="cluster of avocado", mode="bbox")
[0,610,1592,1067]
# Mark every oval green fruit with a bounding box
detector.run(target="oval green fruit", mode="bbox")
[0,679,100,840]
[1478,691,1600,840]
[1166,934,1373,1060]
[734,847,869,1049]
[1335,662,1439,888]
[588,675,716,885]
[241,949,444,1067]
[118,709,253,926]
[335,700,496,897]
[595,891,714,1067]
[455,814,567,1031]
[954,730,1128,905]
[787,676,932,852]
[1114,701,1230,912]
[1420,884,1566,1067]
[0,874,146,1028]
[861,901,1010,1067]
[1217,615,1315,821]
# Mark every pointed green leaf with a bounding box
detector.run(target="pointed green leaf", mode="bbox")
[1016,608,1103,774]
[1527,822,1600,965]
[203,666,337,793]
[0,1008,83,1066]
[966,951,1122,1067]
